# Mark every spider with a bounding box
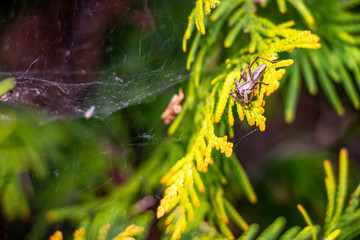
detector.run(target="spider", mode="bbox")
[229,56,280,106]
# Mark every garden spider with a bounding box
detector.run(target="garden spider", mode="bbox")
[229,56,280,106]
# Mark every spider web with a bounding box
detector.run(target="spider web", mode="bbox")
[0,0,190,120]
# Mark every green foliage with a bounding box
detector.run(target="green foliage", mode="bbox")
[276,0,360,121]
[295,148,360,240]
[0,107,156,239]
[1,1,360,240]
[182,0,320,131]
[184,0,360,122]
[156,0,360,239]
[0,77,15,97]
[49,223,144,240]
[177,148,360,240]
[0,110,48,221]
[157,0,320,238]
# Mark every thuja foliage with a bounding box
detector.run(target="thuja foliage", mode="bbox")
[1,0,360,240]
[156,0,321,238]
[0,106,157,239]
[272,0,360,121]
[159,146,360,240]
[296,148,360,240]
[49,224,144,240]
[154,0,360,239]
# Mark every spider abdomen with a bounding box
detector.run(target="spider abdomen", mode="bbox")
[250,64,266,82]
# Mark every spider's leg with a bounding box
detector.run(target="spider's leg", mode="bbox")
[257,55,281,63]
[248,90,255,103]
[249,56,281,68]
[247,56,280,83]
[246,65,253,82]
[234,78,242,88]
[230,94,244,106]
[243,92,249,105]
[229,90,236,95]
[256,81,269,85]
[240,68,248,82]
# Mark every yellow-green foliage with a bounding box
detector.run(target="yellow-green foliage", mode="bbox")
[0,77,16,96]
[185,0,320,131]
[276,0,360,121]
[158,0,321,239]
[157,115,250,240]
[189,148,360,240]
[183,0,220,51]
[49,224,143,240]
[297,148,360,240]
[2,1,360,240]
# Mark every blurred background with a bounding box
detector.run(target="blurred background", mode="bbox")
[0,0,359,239]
